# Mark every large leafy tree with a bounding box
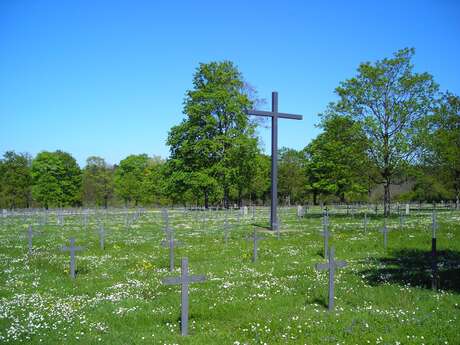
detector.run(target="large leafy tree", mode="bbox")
[246,153,270,205]
[31,151,81,208]
[114,154,149,206]
[82,156,114,208]
[0,151,32,209]
[424,92,460,206]
[278,148,307,205]
[304,115,371,204]
[141,156,168,206]
[167,61,258,208]
[326,48,438,215]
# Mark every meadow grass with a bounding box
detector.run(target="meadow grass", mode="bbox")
[0,207,459,344]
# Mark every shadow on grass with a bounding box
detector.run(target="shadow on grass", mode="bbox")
[360,249,460,293]
[250,223,272,231]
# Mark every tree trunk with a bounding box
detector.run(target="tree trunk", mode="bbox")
[383,179,391,217]
[204,190,209,209]
[313,191,318,205]
[224,187,229,209]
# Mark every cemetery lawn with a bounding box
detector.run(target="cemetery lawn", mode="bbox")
[1,208,459,344]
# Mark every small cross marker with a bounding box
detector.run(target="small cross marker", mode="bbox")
[162,227,181,272]
[315,246,347,311]
[380,219,389,250]
[98,224,105,250]
[61,238,84,279]
[247,227,264,262]
[27,224,37,254]
[163,257,206,336]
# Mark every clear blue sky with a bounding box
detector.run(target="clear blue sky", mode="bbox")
[1,0,459,166]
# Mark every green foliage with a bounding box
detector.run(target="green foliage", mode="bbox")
[304,115,371,204]
[31,151,81,208]
[424,92,460,202]
[114,154,149,206]
[141,156,168,206]
[82,156,114,207]
[0,151,32,209]
[327,48,439,213]
[166,61,259,207]
[278,148,307,205]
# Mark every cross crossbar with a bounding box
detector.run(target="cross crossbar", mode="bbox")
[246,110,303,120]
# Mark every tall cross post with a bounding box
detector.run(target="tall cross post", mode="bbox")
[315,246,347,311]
[163,257,206,336]
[321,209,330,258]
[431,210,438,290]
[247,92,302,231]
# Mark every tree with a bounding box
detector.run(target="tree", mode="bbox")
[167,61,259,208]
[141,156,168,206]
[278,148,307,205]
[304,115,371,204]
[31,151,81,208]
[326,48,438,215]
[114,154,149,206]
[0,151,32,209]
[249,153,271,205]
[82,156,114,207]
[425,92,460,207]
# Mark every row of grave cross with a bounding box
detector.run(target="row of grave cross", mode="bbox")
[21,207,445,336]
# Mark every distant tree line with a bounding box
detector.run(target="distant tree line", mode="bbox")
[0,49,458,211]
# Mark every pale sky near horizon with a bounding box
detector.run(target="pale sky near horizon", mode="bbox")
[1,0,459,166]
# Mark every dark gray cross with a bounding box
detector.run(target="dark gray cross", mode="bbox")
[247,227,264,262]
[431,210,438,290]
[431,210,438,239]
[321,212,330,258]
[163,257,206,336]
[380,219,389,250]
[98,224,105,250]
[162,227,181,272]
[315,246,347,311]
[247,92,302,231]
[61,238,84,279]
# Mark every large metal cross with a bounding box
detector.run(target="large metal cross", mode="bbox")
[247,91,303,231]
[315,246,347,311]
[163,257,206,336]
[61,238,84,279]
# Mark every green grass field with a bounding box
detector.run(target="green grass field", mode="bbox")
[0,207,459,344]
